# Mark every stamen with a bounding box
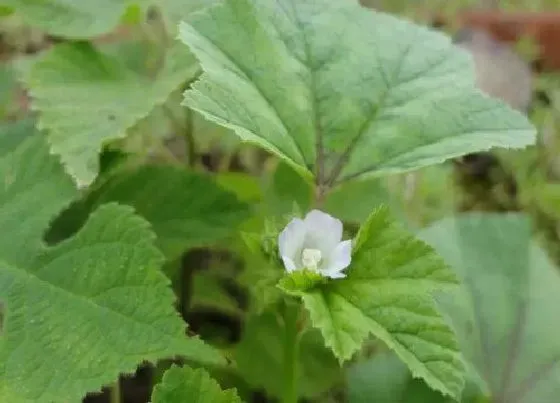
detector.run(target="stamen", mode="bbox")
[302,248,322,271]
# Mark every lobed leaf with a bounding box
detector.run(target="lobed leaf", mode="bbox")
[0,133,223,402]
[179,0,535,185]
[282,207,465,399]
[20,41,198,187]
[152,365,242,403]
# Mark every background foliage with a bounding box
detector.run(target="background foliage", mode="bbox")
[0,0,559,402]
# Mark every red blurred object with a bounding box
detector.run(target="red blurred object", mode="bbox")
[456,11,560,71]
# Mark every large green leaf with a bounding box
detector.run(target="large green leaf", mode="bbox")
[178,0,535,185]
[21,41,198,187]
[279,207,465,399]
[420,214,560,402]
[47,164,250,260]
[2,0,144,38]
[233,309,341,399]
[0,134,223,402]
[347,350,487,403]
[152,365,242,403]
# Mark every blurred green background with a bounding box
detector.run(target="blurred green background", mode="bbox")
[2,0,560,402]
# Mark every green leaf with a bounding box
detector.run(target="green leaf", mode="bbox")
[159,0,219,33]
[0,132,77,270]
[152,365,242,403]
[283,206,465,399]
[264,162,312,218]
[2,0,145,38]
[178,0,535,185]
[21,41,198,186]
[0,118,37,158]
[0,134,224,402]
[47,164,250,261]
[325,178,393,224]
[233,309,341,399]
[420,213,560,402]
[347,350,487,403]
[264,161,394,225]
[214,172,262,204]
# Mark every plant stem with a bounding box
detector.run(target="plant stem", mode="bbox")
[110,380,121,403]
[314,184,328,209]
[184,107,196,167]
[282,303,302,403]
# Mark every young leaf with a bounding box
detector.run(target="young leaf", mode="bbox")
[47,165,250,261]
[0,134,224,402]
[420,213,560,403]
[280,207,465,399]
[2,0,144,38]
[20,42,198,187]
[178,0,535,185]
[152,365,242,403]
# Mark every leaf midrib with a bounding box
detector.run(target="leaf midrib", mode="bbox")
[182,11,308,167]
[330,288,462,395]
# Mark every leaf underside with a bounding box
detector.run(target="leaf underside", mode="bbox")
[179,0,535,185]
[20,41,198,187]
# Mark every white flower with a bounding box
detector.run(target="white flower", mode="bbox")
[278,210,352,279]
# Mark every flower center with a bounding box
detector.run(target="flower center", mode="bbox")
[301,248,322,271]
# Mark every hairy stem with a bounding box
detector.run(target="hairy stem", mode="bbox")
[282,303,303,403]
[314,183,328,209]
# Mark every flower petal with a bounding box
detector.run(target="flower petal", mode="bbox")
[325,240,352,276]
[303,210,343,251]
[278,218,306,260]
[281,256,297,272]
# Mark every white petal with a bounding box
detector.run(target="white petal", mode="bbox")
[324,240,352,276]
[303,210,343,251]
[282,256,297,272]
[278,218,306,260]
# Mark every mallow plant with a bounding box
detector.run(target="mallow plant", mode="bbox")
[3,0,555,402]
